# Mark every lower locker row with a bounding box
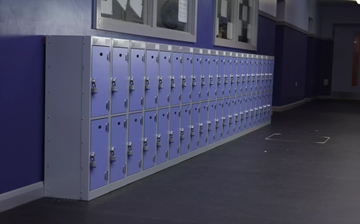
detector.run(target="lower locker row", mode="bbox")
[89,95,272,191]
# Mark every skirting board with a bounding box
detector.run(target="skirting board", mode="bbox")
[272,99,305,112]
[0,182,44,212]
[305,95,331,102]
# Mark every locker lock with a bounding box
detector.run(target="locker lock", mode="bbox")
[236,75,241,83]
[192,76,197,87]
[224,75,228,84]
[257,74,261,81]
[247,74,251,82]
[111,78,118,93]
[158,76,163,89]
[170,76,176,88]
[234,114,239,122]
[90,152,96,168]
[240,112,244,120]
[129,77,135,91]
[259,107,263,114]
[143,138,149,151]
[252,75,256,82]
[215,119,219,129]
[230,75,235,84]
[217,75,221,85]
[245,111,249,119]
[169,131,174,143]
[222,117,226,126]
[201,76,205,86]
[207,121,212,131]
[181,76,187,87]
[145,77,150,90]
[110,147,116,162]
[242,75,246,83]
[190,125,195,137]
[228,115,233,124]
[270,74,273,80]
[91,78,98,94]
[157,134,162,147]
[180,128,185,140]
[255,108,259,115]
[250,109,254,117]
[267,104,271,112]
[127,142,133,156]
[199,123,204,134]
[209,75,213,85]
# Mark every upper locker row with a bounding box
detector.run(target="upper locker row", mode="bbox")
[91,40,275,118]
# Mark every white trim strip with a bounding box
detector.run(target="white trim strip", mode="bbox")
[272,99,305,112]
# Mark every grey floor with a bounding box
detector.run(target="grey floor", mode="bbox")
[1,100,360,224]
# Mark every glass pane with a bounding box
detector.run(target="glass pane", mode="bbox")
[156,0,190,32]
[238,0,253,43]
[216,0,233,40]
[101,0,145,25]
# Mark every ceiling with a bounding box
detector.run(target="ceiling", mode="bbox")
[316,0,359,6]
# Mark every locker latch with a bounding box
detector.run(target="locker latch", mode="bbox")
[158,76,163,89]
[250,109,254,117]
[157,134,162,147]
[261,74,265,81]
[242,75,246,83]
[145,77,150,90]
[245,111,249,119]
[255,108,259,115]
[143,138,149,151]
[263,106,267,114]
[270,74,273,80]
[90,152,96,168]
[234,114,239,122]
[199,123,204,134]
[190,125,195,137]
[201,76,205,86]
[129,77,135,91]
[170,76,175,88]
[181,76,187,87]
[230,75,235,84]
[257,74,260,81]
[192,76,197,87]
[259,107,263,114]
[180,128,185,140]
[228,115,233,124]
[91,78,98,94]
[217,75,221,85]
[127,142,133,156]
[224,75,228,84]
[215,119,219,129]
[222,117,226,126]
[169,131,174,143]
[207,121,212,131]
[111,78,118,92]
[209,75,213,85]
[240,112,244,120]
[267,104,271,112]
[110,147,116,162]
[252,75,256,82]
[247,75,251,82]
[236,75,241,83]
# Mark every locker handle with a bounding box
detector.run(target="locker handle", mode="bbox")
[141,97,144,106]
[106,101,110,111]
[105,123,109,133]
[124,99,128,108]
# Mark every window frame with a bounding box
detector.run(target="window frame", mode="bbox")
[94,0,198,43]
[214,0,259,51]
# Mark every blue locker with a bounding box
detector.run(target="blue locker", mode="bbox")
[90,118,108,191]
[256,58,261,92]
[239,59,246,95]
[169,107,180,160]
[218,56,226,98]
[235,97,241,133]
[215,100,223,141]
[182,53,193,104]
[241,96,247,131]
[247,96,253,128]
[127,113,143,176]
[202,55,210,101]
[158,51,171,107]
[157,109,169,164]
[270,60,274,90]
[252,95,257,127]
[246,59,252,95]
[180,105,191,155]
[91,46,110,117]
[250,58,256,94]
[229,99,236,136]
[110,116,126,183]
[112,47,128,114]
[224,57,231,97]
[223,100,230,138]
[130,49,145,111]
[264,60,270,91]
[199,102,208,148]
[231,57,238,96]
[190,104,200,151]
[192,54,202,102]
[209,56,218,100]
[208,101,216,145]
[143,111,157,170]
[145,50,159,109]
[171,53,183,105]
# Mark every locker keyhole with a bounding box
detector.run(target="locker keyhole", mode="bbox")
[119,54,122,57]
[98,125,102,129]
[118,122,121,125]
[100,53,103,56]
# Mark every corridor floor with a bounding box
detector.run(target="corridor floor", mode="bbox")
[1,100,360,224]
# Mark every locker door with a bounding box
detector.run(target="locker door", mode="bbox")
[218,56,226,98]
[246,59,252,95]
[270,60,274,90]
[223,100,230,138]
[158,51,171,107]
[129,49,145,111]
[215,100,223,141]
[91,46,110,118]
[169,107,180,160]
[208,101,216,145]
[251,58,257,94]
[247,96,252,128]
[229,99,236,136]
[157,109,169,164]
[110,116,126,183]
[190,104,200,151]
[235,98,241,133]
[112,47,128,114]
[199,102,208,148]
[143,111,157,170]
[224,57,231,97]
[202,55,210,101]
[255,59,260,92]
[127,113,143,176]
[260,59,264,92]
[264,60,269,91]
[171,53,182,105]
[232,57,238,96]
[209,56,218,100]
[241,96,247,131]
[90,118,109,191]
[145,50,159,109]
[182,54,193,104]
[192,54,202,102]
[241,59,247,95]
[251,95,256,127]
[180,105,191,155]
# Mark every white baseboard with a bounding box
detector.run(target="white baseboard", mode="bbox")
[0,182,44,212]
[305,97,318,102]
[272,99,305,112]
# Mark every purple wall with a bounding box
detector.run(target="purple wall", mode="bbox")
[0,0,276,194]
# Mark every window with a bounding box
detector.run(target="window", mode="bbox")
[95,0,197,42]
[214,0,259,51]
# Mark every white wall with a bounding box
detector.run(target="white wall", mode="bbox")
[259,0,277,17]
